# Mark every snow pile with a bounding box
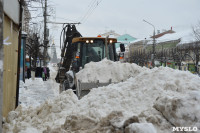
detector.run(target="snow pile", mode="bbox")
[154,91,200,128]
[125,123,157,133]
[0,60,3,70]
[76,59,147,83]
[3,61,200,133]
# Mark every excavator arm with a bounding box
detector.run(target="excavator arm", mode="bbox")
[55,24,81,83]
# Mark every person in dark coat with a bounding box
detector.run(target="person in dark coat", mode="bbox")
[47,67,50,79]
[43,67,47,81]
[27,68,31,79]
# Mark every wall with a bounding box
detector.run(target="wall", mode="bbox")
[3,15,19,117]
[4,0,19,25]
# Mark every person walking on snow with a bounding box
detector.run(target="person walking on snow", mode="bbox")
[42,71,45,81]
[43,67,47,81]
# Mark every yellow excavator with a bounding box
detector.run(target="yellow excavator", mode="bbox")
[55,24,123,98]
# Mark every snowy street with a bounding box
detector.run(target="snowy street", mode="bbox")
[1,0,200,133]
[3,60,200,133]
[19,65,59,107]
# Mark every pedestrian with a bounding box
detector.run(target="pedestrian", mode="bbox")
[43,67,47,81]
[47,67,50,79]
[42,71,45,81]
[27,68,31,79]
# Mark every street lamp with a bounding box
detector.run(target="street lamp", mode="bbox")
[143,19,156,67]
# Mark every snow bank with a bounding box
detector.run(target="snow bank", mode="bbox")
[3,60,200,133]
[125,123,157,133]
[154,91,200,128]
[0,60,3,70]
[76,58,146,83]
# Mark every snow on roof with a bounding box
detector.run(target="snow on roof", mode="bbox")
[178,28,200,46]
[117,34,137,41]
[130,38,144,44]
[146,30,196,45]
[158,30,195,43]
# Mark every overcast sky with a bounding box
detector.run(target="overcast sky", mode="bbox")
[48,0,200,40]
[29,0,200,55]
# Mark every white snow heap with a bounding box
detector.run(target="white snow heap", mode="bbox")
[76,58,146,83]
[0,60,3,70]
[125,123,157,133]
[154,91,200,128]
[3,60,200,133]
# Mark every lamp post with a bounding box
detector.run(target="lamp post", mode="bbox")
[105,35,109,58]
[143,19,156,67]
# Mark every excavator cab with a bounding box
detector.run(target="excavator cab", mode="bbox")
[70,37,118,72]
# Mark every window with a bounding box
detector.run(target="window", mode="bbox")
[81,40,105,67]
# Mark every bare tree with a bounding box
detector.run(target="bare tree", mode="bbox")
[192,21,200,42]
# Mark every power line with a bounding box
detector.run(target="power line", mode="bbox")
[54,16,79,23]
[81,0,99,23]
[79,0,97,22]
[79,0,103,23]
[47,21,81,25]
[82,0,103,23]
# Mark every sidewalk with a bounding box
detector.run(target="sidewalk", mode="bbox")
[19,66,59,107]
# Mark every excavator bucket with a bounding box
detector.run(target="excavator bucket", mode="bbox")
[76,79,113,99]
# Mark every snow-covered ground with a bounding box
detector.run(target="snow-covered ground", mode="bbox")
[3,60,200,133]
[19,65,59,107]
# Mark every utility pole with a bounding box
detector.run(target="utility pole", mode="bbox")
[105,35,109,58]
[152,29,155,67]
[0,0,4,132]
[43,0,48,66]
[143,19,156,67]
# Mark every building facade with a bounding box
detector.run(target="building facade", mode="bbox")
[3,0,20,117]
